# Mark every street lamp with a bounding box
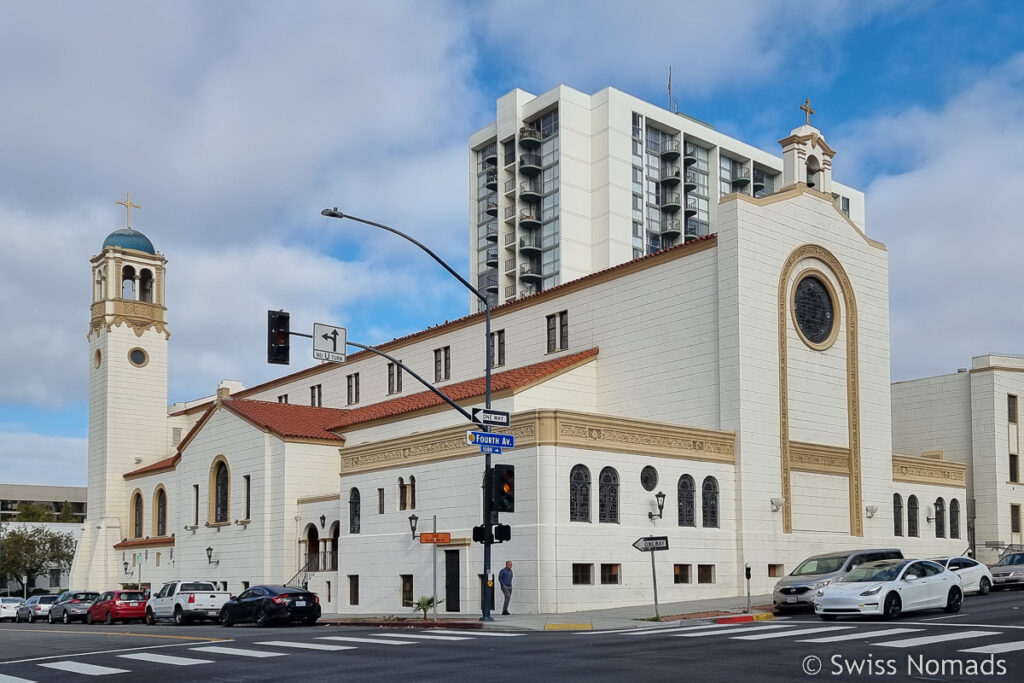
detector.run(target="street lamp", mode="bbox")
[322,207,496,622]
[205,546,219,566]
[408,514,419,540]
[123,561,129,576]
[649,491,666,520]
[319,514,326,529]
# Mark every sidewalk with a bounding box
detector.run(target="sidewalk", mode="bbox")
[320,593,775,632]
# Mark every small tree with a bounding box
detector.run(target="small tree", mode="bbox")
[411,595,443,620]
[15,502,54,523]
[0,525,77,597]
[56,501,77,523]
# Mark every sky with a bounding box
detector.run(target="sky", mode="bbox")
[2,0,1024,486]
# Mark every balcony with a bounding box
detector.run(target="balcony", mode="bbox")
[659,218,682,239]
[519,154,542,175]
[519,127,544,148]
[519,209,541,229]
[731,168,750,188]
[660,138,681,160]
[504,205,517,223]
[519,234,542,255]
[685,219,707,242]
[485,248,499,268]
[752,171,768,195]
[482,221,498,242]
[519,262,542,282]
[659,192,681,212]
[504,258,517,273]
[504,178,516,196]
[484,169,498,191]
[482,145,498,166]
[504,231,517,250]
[684,197,698,218]
[520,181,542,202]
[485,197,498,217]
[504,284,517,300]
[684,170,698,192]
[660,166,681,186]
[683,144,698,167]
[484,274,499,294]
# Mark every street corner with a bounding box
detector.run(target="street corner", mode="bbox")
[713,612,775,624]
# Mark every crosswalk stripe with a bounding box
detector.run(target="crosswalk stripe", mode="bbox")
[875,630,998,648]
[378,633,473,641]
[0,674,36,683]
[118,653,213,666]
[732,626,855,640]
[254,641,355,651]
[190,645,286,658]
[430,630,525,637]
[799,628,922,643]
[675,624,796,638]
[38,661,130,676]
[623,623,738,636]
[319,636,418,645]
[960,641,1024,654]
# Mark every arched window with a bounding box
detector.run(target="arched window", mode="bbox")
[398,477,407,511]
[132,491,143,538]
[214,460,229,523]
[349,488,361,534]
[934,497,946,538]
[678,475,696,527]
[121,265,136,300]
[907,495,919,537]
[155,488,167,536]
[950,499,961,539]
[409,475,416,510]
[305,524,319,570]
[893,493,903,537]
[598,467,619,523]
[569,465,591,522]
[139,269,154,303]
[701,477,719,528]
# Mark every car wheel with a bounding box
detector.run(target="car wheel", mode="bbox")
[944,587,963,613]
[978,578,991,596]
[62,611,70,625]
[105,612,113,625]
[819,614,838,621]
[47,611,54,624]
[173,607,187,626]
[85,612,93,625]
[255,608,270,628]
[883,593,902,620]
[220,609,234,628]
[27,613,34,623]
[145,609,156,626]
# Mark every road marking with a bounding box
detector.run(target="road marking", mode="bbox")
[118,653,213,666]
[378,633,473,641]
[429,630,524,637]
[579,623,732,635]
[318,636,417,645]
[732,626,855,640]
[0,628,224,641]
[623,623,738,635]
[960,641,1024,654]
[875,630,998,648]
[1,642,226,665]
[675,624,795,638]
[0,674,36,683]
[799,628,922,643]
[38,661,130,676]
[254,641,355,651]
[190,646,286,658]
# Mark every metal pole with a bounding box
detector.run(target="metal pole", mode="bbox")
[432,515,437,621]
[650,550,660,621]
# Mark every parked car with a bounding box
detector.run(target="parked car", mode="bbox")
[14,595,57,623]
[1,597,24,621]
[989,552,1024,589]
[774,548,904,611]
[49,591,101,624]
[146,580,232,625]
[814,558,963,620]
[220,585,321,627]
[86,590,148,625]
[930,556,993,595]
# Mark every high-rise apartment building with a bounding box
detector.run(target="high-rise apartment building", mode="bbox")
[469,85,865,310]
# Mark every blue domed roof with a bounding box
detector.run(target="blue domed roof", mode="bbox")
[102,228,155,254]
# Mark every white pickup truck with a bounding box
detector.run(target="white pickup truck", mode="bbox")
[145,580,232,625]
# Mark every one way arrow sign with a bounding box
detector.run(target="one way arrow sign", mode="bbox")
[632,536,669,552]
[313,323,347,363]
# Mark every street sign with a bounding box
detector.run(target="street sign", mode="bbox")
[466,431,515,449]
[419,532,451,544]
[313,323,347,363]
[480,445,502,455]
[632,536,669,552]
[472,408,510,427]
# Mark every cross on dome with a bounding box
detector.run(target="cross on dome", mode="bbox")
[116,192,141,230]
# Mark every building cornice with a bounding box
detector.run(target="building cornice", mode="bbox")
[892,454,967,488]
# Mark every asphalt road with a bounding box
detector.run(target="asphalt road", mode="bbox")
[2,589,1024,682]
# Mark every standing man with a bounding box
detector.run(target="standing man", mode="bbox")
[498,560,513,615]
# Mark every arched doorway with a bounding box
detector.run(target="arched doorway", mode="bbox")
[305,524,320,571]
[329,522,340,571]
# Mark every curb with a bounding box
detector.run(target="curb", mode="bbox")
[319,619,483,629]
[712,612,775,624]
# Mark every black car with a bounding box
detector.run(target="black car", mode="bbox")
[220,585,320,627]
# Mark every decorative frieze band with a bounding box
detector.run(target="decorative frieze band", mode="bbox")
[892,455,967,488]
[789,441,851,475]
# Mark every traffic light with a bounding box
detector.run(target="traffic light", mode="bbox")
[494,523,511,542]
[492,464,515,513]
[267,310,290,365]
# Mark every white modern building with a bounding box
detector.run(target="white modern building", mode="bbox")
[72,86,976,616]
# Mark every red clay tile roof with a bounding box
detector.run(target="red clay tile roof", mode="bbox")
[113,536,175,549]
[124,454,181,479]
[329,347,599,430]
[222,400,349,442]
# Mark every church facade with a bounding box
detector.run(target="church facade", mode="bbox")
[73,111,972,615]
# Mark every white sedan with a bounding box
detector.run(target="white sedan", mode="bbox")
[930,556,994,595]
[1,597,24,621]
[814,559,963,620]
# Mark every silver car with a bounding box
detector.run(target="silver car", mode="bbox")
[14,594,57,623]
[774,548,904,611]
[989,552,1024,588]
[48,591,100,624]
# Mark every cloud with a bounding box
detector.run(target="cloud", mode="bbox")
[0,432,87,487]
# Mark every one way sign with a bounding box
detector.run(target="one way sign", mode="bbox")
[313,323,347,363]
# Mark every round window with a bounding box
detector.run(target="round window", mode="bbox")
[93,350,102,368]
[128,348,148,367]
[641,466,659,492]
[794,275,835,347]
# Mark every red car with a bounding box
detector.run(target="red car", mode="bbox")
[86,590,148,625]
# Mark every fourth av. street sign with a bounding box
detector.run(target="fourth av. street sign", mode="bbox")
[632,536,669,552]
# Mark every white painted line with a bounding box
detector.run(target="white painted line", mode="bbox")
[675,624,796,638]
[429,630,525,637]
[38,661,129,676]
[960,641,1024,654]
[253,641,355,651]
[0,674,36,683]
[732,626,855,640]
[377,633,473,641]
[626,623,743,635]
[799,627,922,643]
[875,630,998,648]
[189,646,286,658]
[3,642,222,665]
[318,636,417,645]
[118,653,213,666]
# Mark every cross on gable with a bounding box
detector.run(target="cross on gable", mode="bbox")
[800,98,816,126]
[116,192,141,229]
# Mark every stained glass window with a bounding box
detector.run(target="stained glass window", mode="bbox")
[349,488,361,534]
[569,465,591,522]
[678,475,695,527]
[893,493,903,537]
[908,496,919,537]
[701,477,719,528]
[950,499,961,539]
[599,467,619,523]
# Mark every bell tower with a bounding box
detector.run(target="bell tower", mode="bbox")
[779,99,836,194]
[72,193,170,589]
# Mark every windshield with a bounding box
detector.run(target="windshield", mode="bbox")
[996,553,1024,566]
[70,593,98,601]
[842,563,904,582]
[791,555,847,576]
[180,583,217,592]
[38,596,57,604]
[118,592,146,601]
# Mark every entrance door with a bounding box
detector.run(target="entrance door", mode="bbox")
[445,550,460,612]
